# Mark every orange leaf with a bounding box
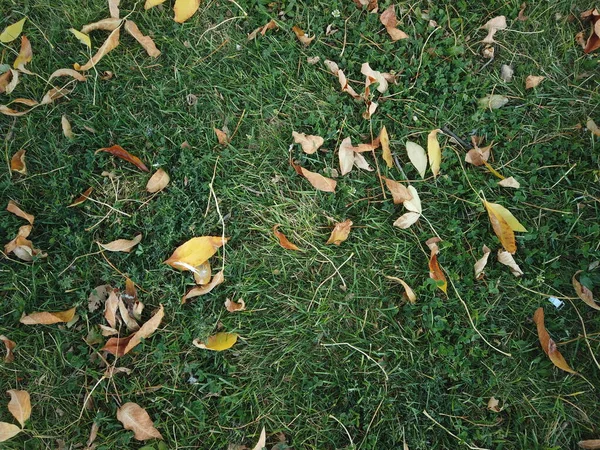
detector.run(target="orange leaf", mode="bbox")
[0,336,16,363]
[273,225,301,251]
[7,390,31,428]
[165,236,228,270]
[181,271,225,304]
[117,402,163,441]
[68,187,93,207]
[20,307,76,325]
[225,298,246,312]
[75,27,121,71]
[10,149,26,174]
[326,220,352,245]
[426,237,447,294]
[573,270,600,310]
[13,36,32,70]
[248,19,278,40]
[291,26,314,46]
[96,145,149,172]
[6,201,34,225]
[533,307,577,374]
[124,20,160,57]
[214,128,230,145]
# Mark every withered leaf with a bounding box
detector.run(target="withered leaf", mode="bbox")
[525,75,545,89]
[193,332,238,351]
[353,0,378,11]
[68,187,93,207]
[273,225,301,251]
[48,68,87,82]
[81,18,122,34]
[0,422,21,442]
[20,307,76,325]
[61,115,74,139]
[102,304,164,356]
[0,70,12,94]
[88,284,112,313]
[426,237,447,294]
[291,26,314,46]
[474,245,491,280]
[572,270,600,310]
[75,27,120,71]
[324,60,361,99]
[225,298,246,312]
[248,19,278,40]
[582,8,600,54]
[0,336,16,363]
[292,161,337,192]
[587,118,600,137]
[517,2,528,21]
[193,260,211,285]
[96,145,149,172]
[487,397,501,412]
[6,201,34,225]
[251,427,267,450]
[338,137,355,176]
[579,440,600,449]
[98,234,142,252]
[13,36,32,71]
[7,390,31,428]
[145,0,167,10]
[393,212,420,229]
[181,271,225,304]
[497,250,523,276]
[385,276,416,304]
[146,168,170,193]
[124,20,160,57]
[380,5,409,41]
[498,176,520,189]
[10,149,27,175]
[109,0,120,18]
[406,141,427,178]
[533,307,577,374]
[104,289,119,328]
[382,177,412,205]
[326,220,352,245]
[165,236,227,270]
[481,16,507,44]
[380,126,393,168]
[117,402,163,441]
[361,63,388,93]
[292,131,324,154]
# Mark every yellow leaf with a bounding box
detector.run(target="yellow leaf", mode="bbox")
[0,18,26,43]
[533,307,577,374]
[427,129,441,177]
[69,28,91,48]
[193,260,211,285]
[326,219,353,245]
[98,234,142,253]
[483,161,505,179]
[525,75,545,89]
[117,402,163,441]
[7,390,31,428]
[380,126,393,168]
[146,168,170,193]
[406,141,427,178]
[164,236,227,270]
[291,25,314,46]
[181,271,225,304]
[385,276,417,303]
[20,307,76,325]
[193,332,238,351]
[13,36,32,70]
[74,27,120,71]
[0,422,21,442]
[484,201,526,232]
[174,0,201,23]
[145,0,167,9]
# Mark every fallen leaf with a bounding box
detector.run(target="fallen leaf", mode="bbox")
[393,212,420,229]
[7,390,30,428]
[96,145,149,172]
[481,16,507,43]
[109,0,120,18]
[291,26,314,46]
[382,177,412,204]
[124,20,160,57]
[338,137,355,176]
[326,220,352,245]
[145,0,167,9]
[68,187,93,207]
[579,440,600,449]
[354,152,373,172]
[193,260,211,285]
[0,422,21,442]
[75,27,120,71]
[98,234,142,252]
[484,201,526,254]
[525,75,545,89]
[573,270,599,310]
[6,201,34,225]
[181,271,225,303]
[102,305,164,356]
[248,19,278,40]
[323,60,361,99]
[40,85,73,106]
[251,427,266,450]
[4,225,31,254]
[13,36,32,70]
[385,276,417,303]
[427,129,441,177]
[487,397,501,412]
[361,63,388,93]
[500,64,514,82]
[4,69,19,95]
[273,225,301,251]
[225,298,246,312]
[69,28,91,48]
[380,5,409,41]
[478,94,508,109]
[88,284,112,313]
[104,289,119,328]
[0,18,26,43]
[406,141,427,178]
[213,128,230,145]
[80,18,123,34]
[0,104,33,117]
[586,118,600,137]
[576,31,587,49]
[174,0,201,23]
[292,131,324,154]
[498,177,520,189]
[48,68,87,82]
[497,250,523,276]
[117,402,163,441]
[517,2,528,21]
[292,162,337,192]
[10,149,27,174]
[465,143,491,167]
[193,332,238,351]
[165,236,228,270]
[484,162,505,180]
[582,8,600,54]
[533,307,577,374]
[20,307,76,325]
[474,245,491,280]
[0,70,12,94]
[60,115,74,139]
[0,336,15,363]
[353,0,378,11]
[404,186,422,213]
[426,237,447,293]
[146,168,170,193]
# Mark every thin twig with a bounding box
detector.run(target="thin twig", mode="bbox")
[328,415,355,447]
[207,156,226,272]
[423,410,490,450]
[322,342,389,381]
[569,299,600,371]
[308,253,354,310]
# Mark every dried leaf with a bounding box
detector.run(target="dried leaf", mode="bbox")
[406,141,427,178]
[124,20,160,57]
[6,201,34,225]
[583,9,600,54]
[145,0,167,9]
[353,0,378,11]
[273,225,301,251]
[292,162,337,192]
[118,298,140,332]
[13,36,32,70]
[404,185,422,213]
[248,19,278,40]
[382,177,412,204]
[174,0,201,23]
[339,137,355,176]
[393,212,420,229]
[292,26,314,46]
[4,225,31,255]
[213,128,229,145]
[326,220,352,245]
[500,64,514,82]
[0,422,21,442]
[225,298,246,312]
[20,307,76,325]
[40,85,73,105]
[102,305,164,356]
[292,131,324,154]
[109,0,120,18]
[586,118,600,137]
[497,176,520,189]
[251,427,266,450]
[181,271,225,303]
[361,63,388,93]
[95,145,149,172]
[380,126,393,168]
[474,245,491,280]
[380,5,409,41]
[497,250,523,276]
[88,284,111,313]
[487,397,501,412]
[0,18,26,43]
[481,16,507,44]
[193,332,238,351]
[533,307,577,374]
[117,402,163,441]
[525,75,545,89]
[573,270,599,310]
[104,289,119,328]
[68,187,93,207]
[4,69,19,95]
[7,390,31,428]
[165,236,228,270]
[426,237,447,293]
[48,68,86,82]
[427,129,441,177]
[385,276,416,303]
[0,70,12,94]
[0,105,32,117]
[478,94,508,109]
[59,115,74,139]
[81,18,122,34]
[69,28,91,48]
[146,168,170,193]
[0,336,15,363]
[74,27,120,71]
[98,234,142,252]
[517,2,528,21]
[324,60,361,99]
[579,440,600,449]
[353,152,373,171]
[484,201,526,254]
[10,149,27,175]
[193,260,211,285]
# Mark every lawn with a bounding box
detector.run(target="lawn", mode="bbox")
[1,0,599,448]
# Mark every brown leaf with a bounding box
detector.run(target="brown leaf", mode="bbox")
[382,177,412,205]
[484,201,516,254]
[98,234,142,252]
[0,422,21,442]
[0,336,16,363]
[86,422,99,449]
[525,75,545,89]
[48,68,87,82]
[40,85,73,105]
[380,6,409,41]
[96,145,149,172]
[102,305,164,356]
[324,60,361,99]
[124,20,160,57]
[481,16,507,44]
[68,187,94,207]
[573,270,600,310]
[146,169,170,193]
[292,161,337,192]
[426,237,447,294]
[273,225,301,251]
[353,0,378,11]
[75,27,121,71]
[579,440,600,449]
[291,26,314,46]
[292,131,324,154]
[4,224,31,254]
[181,271,225,304]
[248,19,278,40]
[88,284,112,313]
[583,9,600,54]
[517,2,528,21]
[0,105,33,117]
[7,390,31,428]
[533,307,577,374]
[0,70,12,94]
[117,403,163,441]
[587,117,600,136]
[225,298,246,312]
[109,0,120,18]
[465,143,491,167]
[385,276,416,303]
[13,36,32,71]
[497,250,523,276]
[326,220,352,245]
[474,245,491,280]
[214,128,230,145]
[6,200,34,224]
[10,149,27,174]
[81,18,123,34]
[20,307,76,325]
[104,289,119,328]
[165,236,228,270]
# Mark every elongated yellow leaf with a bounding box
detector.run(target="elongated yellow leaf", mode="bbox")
[484,201,526,232]
[484,201,520,253]
[74,27,120,71]
[165,236,227,270]
[193,332,238,351]
[427,129,441,177]
[174,0,201,23]
[69,28,91,48]
[380,126,393,168]
[145,0,167,9]
[0,18,26,43]
[406,141,427,178]
[0,422,21,442]
[7,390,31,428]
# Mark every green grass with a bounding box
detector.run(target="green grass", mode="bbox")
[1,0,600,448]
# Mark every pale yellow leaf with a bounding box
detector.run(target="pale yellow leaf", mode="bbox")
[380,126,393,168]
[81,18,122,34]
[69,28,91,48]
[353,152,373,171]
[251,427,266,450]
[98,234,142,252]
[404,186,421,213]
[0,335,16,363]
[5,69,19,94]
[393,212,420,229]
[291,26,314,46]
[292,162,337,192]
[339,137,355,176]
[74,27,120,71]
[385,276,416,303]
[6,200,34,225]
[0,422,21,442]
[117,402,163,441]
[586,118,600,137]
[525,75,545,89]
[165,236,227,269]
[124,20,160,57]
[0,18,26,43]
[193,260,211,285]
[145,0,167,9]
[292,131,324,154]
[13,36,32,70]
[579,440,600,449]
[487,397,501,412]
[61,115,74,139]
[484,201,527,232]
[146,169,170,193]
[427,129,441,177]
[498,176,520,189]
[104,290,119,328]
[481,16,507,44]
[225,298,246,312]
[181,271,225,303]
[174,0,201,23]
[360,63,388,93]
[572,270,600,310]
[118,298,140,332]
[497,250,523,276]
[193,332,238,351]
[474,245,491,280]
[406,141,427,178]
[48,68,86,82]
[20,307,75,325]
[7,390,31,427]
[326,219,352,245]
[40,85,73,105]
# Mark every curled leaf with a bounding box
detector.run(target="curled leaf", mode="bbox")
[406,141,427,178]
[426,237,447,294]
[165,236,228,270]
[292,131,324,154]
[0,70,12,94]
[487,397,501,412]
[68,187,93,207]
[48,68,86,82]
[273,225,301,251]
[96,145,149,172]
[525,75,545,89]
[102,304,164,356]
[124,20,160,57]
[497,250,523,277]
[174,0,201,23]
[427,129,441,177]
[0,18,26,43]
[117,402,163,441]
[248,19,278,40]
[13,36,32,70]
[292,26,314,46]
[292,161,337,192]
[324,60,361,99]
[361,63,388,93]
[10,149,27,175]
[6,200,34,225]
[69,28,91,48]
[533,307,577,374]
[40,85,73,105]
[579,440,600,449]
[61,115,74,139]
[20,307,76,325]
[146,168,170,193]
[380,5,409,41]
[393,212,420,229]
[380,126,393,168]
[326,220,352,245]
[385,276,416,303]
[81,18,123,34]
[7,390,31,427]
[474,245,491,280]
[181,271,225,304]
[481,16,507,44]
[75,27,120,71]
[225,298,246,312]
[98,234,142,252]
[214,128,229,145]
[193,260,211,285]
[0,336,16,363]
[572,270,599,310]
[193,332,238,351]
